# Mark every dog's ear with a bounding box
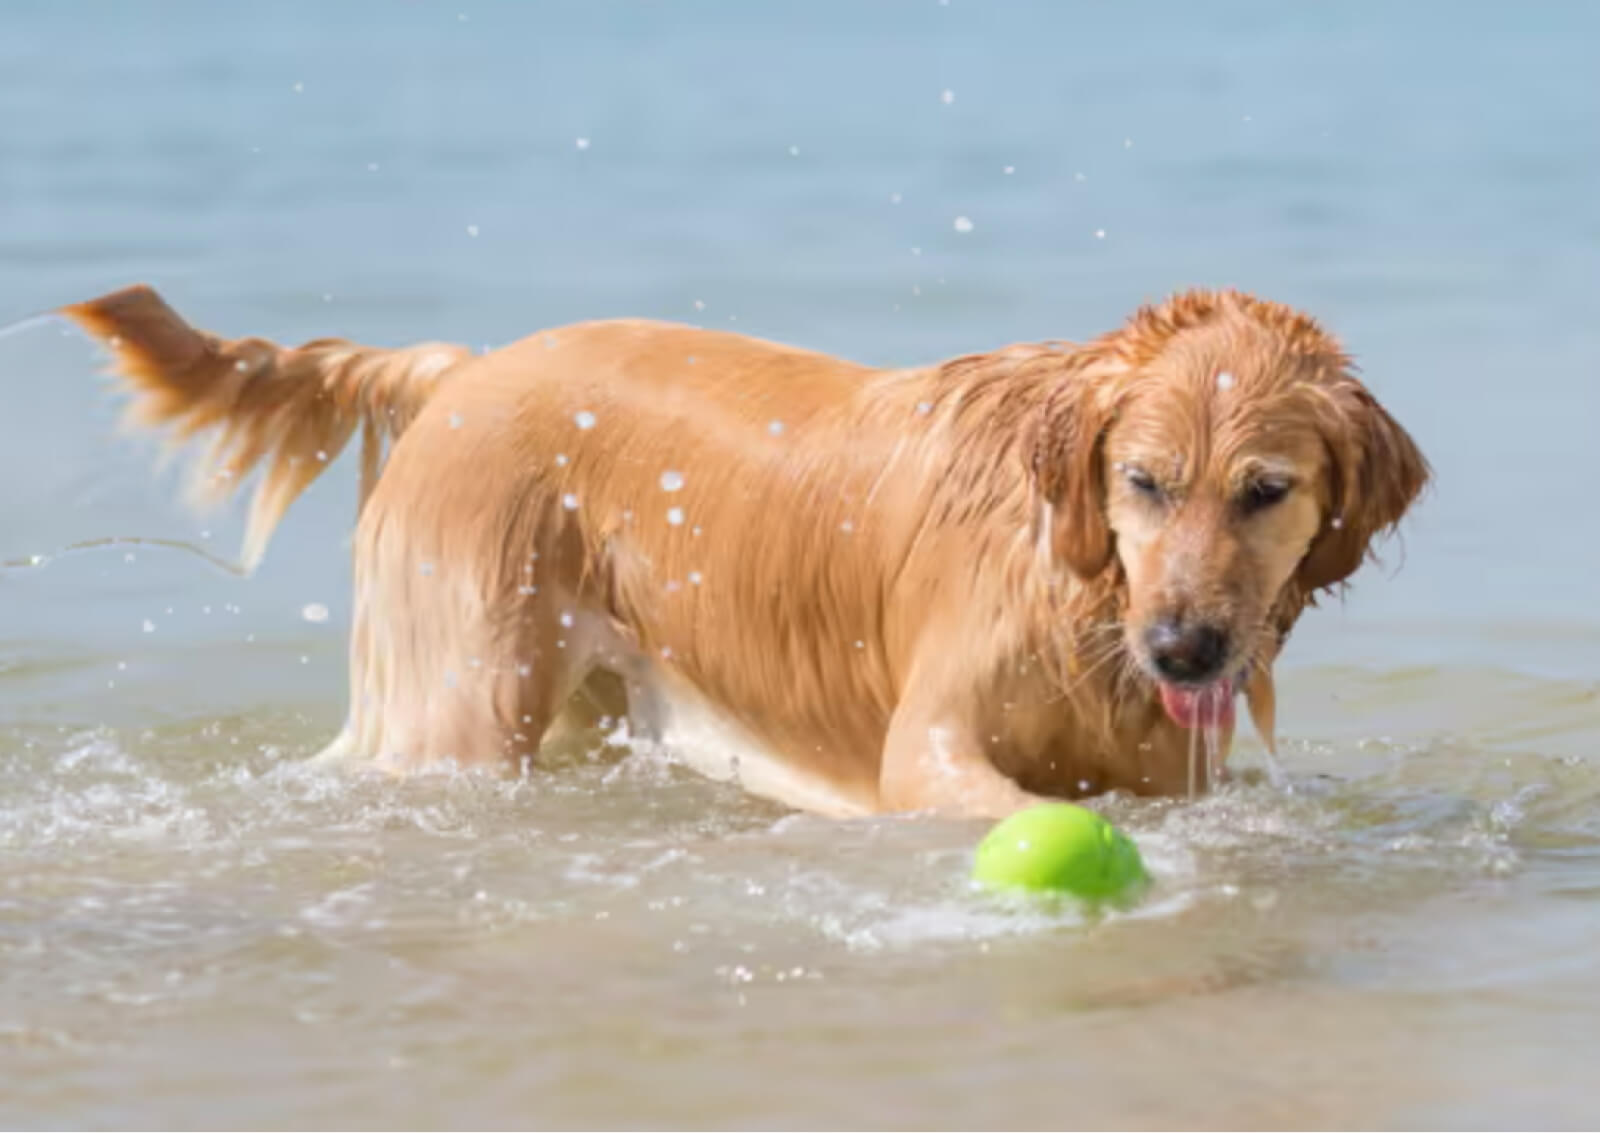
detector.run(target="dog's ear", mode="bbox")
[1026,361,1121,579]
[1298,379,1429,593]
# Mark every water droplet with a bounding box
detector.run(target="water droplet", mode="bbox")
[1074,171,1087,182]
[854,640,865,649]
[952,215,974,234]
[1331,516,1344,529]
[465,224,480,238]
[301,602,330,624]
[559,611,574,628]
[916,400,933,415]
[517,663,532,677]
[688,570,703,585]
[1216,371,1236,391]
[574,410,596,430]
[940,89,955,105]
[555,453,569,466]
[660,645,673,659]
[448,412,463,429]
[1094,228,1107,239]
[315,450,328,462]
[1003,165,1015,175]
[1123,137,1134,149]
[840,519,854,533]
[562,493,580,511]
[141,619,155,633]
[768,419,785,435]
[889,192,902,205]
[660,469,685,492]
[693,299,706,312]
[419,562,435,577]
[367,161,379,172]
[291,81,305,93]
[575,136,590,150]
[666,507,685,526]
[234,358,250,372]
[788,144,800,157]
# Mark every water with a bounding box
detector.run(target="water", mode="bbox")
[2,1,1597,1126]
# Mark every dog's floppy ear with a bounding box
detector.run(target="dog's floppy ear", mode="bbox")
[1026,359,1121,579]
[1298,378,1429,593]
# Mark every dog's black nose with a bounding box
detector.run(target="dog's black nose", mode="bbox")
[1145,619,1229,683]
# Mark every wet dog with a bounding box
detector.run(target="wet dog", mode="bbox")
[64,285,1427,817]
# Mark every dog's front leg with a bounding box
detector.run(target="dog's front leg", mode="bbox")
[878,694,1046,819]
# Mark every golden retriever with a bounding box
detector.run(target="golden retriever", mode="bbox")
[61,285,1427,818]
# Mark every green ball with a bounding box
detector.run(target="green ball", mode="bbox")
[971,803,1148,902]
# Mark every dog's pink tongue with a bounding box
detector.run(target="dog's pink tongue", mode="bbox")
[1159,680,1236,729]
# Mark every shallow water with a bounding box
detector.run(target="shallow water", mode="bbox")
[2,1,1598,1128]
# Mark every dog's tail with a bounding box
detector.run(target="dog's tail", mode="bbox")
[61,284,472,572]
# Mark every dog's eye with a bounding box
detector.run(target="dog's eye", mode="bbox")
[1240,477,1291,514]
[1120,464,1163,502]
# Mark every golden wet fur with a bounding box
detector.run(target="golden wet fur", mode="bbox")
[61,285,1427,818]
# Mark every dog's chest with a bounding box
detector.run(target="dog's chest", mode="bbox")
[979,669,1169,798]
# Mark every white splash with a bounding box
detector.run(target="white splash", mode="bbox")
[659,470,685,492]
[574,410,596,430]
[301,603,330,624]
[953,216,974,234]
[666,507,685,526]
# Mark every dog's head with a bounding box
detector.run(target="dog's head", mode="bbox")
[1029,290,1428,732]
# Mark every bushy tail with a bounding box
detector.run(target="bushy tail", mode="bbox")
[61,284,472,571]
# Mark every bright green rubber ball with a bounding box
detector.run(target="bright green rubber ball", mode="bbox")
[972,803,1148,902]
